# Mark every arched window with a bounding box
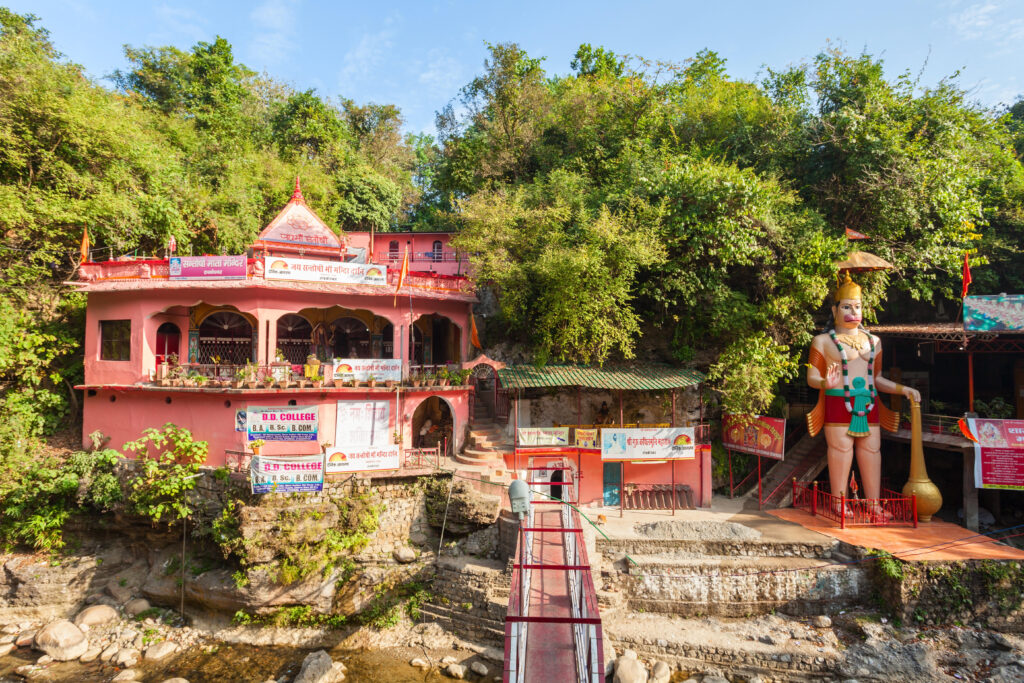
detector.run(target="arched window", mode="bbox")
[155,322,180,364]
[276,314,312,364]
[389,240,399,261]
[331,317,371,359]
[432,240,443,261]
[197,311,253,364]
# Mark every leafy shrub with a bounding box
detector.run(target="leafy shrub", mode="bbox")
[123,423,208,525]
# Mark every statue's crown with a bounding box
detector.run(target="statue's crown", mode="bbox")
[834,272,861,301]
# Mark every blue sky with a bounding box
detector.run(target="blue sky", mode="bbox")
[10,0,1024,134]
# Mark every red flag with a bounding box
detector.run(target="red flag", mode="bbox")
[961,252,972,299]
[169,235,177,254]
[392,247,409,306]
[470,314,482,349]
[958,418,978,443]
[79,227,90,263]
[845,227,869,240]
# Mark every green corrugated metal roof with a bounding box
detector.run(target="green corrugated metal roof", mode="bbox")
[496,364,704,391]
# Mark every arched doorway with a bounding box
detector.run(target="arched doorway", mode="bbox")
[471,363,497,422]
[197,311,253,364]
[411,314,462,366]
[276,314,312,364]
[381,323,394,359]
[331,317,371,359]
[155,322,180,365]
[411,396,454,456]
[550,469,564,501]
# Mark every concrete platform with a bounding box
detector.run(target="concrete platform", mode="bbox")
[768,507,1024,562]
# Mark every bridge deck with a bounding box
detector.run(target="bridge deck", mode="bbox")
[523,507,578,681]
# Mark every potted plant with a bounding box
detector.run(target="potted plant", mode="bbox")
[320,441,332,454]
[233,368,246,389]
[278,373,292,389]
[367,374,378,389]
[194,374,209,388]
[393,430,403,446]
[410,371,422,388]
[436,367,450,387]
[333,375,345,388]
[275,348,288,364]
[251,439,265,456]
[425,371,436,387]
[262,375,275,389]
[457,368,471,386]
[182,372,198,388]
[384,377,395,389]
[297,374,310,389]
[310,369,323,388]
[170,365,185,387]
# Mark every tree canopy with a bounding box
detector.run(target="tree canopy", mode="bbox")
[0,8,1022,432]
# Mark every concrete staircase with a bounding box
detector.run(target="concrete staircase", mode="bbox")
[455,401,513,467]
[760,432,828,508]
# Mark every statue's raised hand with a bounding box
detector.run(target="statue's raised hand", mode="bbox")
[825,362,842,390]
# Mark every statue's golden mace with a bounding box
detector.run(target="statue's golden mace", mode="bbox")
[902,399,943,522]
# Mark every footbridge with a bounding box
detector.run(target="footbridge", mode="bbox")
[503,457,604,683]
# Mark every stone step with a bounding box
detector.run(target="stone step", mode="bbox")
[455,450,507,466]
[597,537,839,561]
[618,554,869,617]
[417,603,505,646]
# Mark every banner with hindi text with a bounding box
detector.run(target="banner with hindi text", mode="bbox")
[517,427,570,446]
[601,427,695,461]
[969,418,1024,490]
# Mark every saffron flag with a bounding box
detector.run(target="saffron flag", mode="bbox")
[845,227,870,240]
[961,252,972,299]
[79,227,90,263]
[470,314,482,349]
[393,247,409,306]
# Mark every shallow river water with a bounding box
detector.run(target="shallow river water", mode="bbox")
[1,643,447,682]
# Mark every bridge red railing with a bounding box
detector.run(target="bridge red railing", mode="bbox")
[792,480,918,528]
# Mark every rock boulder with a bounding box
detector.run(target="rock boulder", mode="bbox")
[294,649,345,683]
[74,604,119,627]
[613,655,648,683]
[33,620,87,661]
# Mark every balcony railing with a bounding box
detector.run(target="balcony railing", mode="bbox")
[150,362,470,391]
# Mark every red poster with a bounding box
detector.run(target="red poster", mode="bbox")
[722,415,786,461]
[970,418,1024,490]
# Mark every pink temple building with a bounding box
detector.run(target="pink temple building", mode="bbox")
[74,181,475,467]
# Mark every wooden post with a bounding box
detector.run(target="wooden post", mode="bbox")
[618,390,624,426]
[671,459,676,516]
[576,386,581,426]
[513,389,519,471]
[671,390,676,427]
[968,351,975,413]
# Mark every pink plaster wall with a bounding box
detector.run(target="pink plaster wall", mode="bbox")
[83,288,473,386]
[346,232,464,276]
[505,445,712,509]
[83,387,469,466]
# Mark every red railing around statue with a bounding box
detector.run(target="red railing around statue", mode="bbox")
[792,480,918,528]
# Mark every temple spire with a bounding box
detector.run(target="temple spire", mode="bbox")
[291,176,304,202]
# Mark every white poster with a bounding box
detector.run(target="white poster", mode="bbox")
[246,405,318,441]
[517,427,571,446]
[333,358,402,382]
[264,256,387,286]
[325,445,401,473]
[336,400,390,447]
[250,454,325,494]
[601,428,695,461]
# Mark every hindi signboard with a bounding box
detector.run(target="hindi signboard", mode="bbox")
[601,427,696,461]
[325,445,401,473]
[335,401,390,447]
[964,295,1024,332]
[575,428,598,449]
[517,427,571,447]
[264,256,387,286]
[250,454,324,494]
[246,405,318,442]
[333,358,402,383]
[169,255,247,280]
[722,414,786,461]
[969,418,1024,490]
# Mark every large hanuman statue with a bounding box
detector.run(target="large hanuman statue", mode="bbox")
[806,274,921,506]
